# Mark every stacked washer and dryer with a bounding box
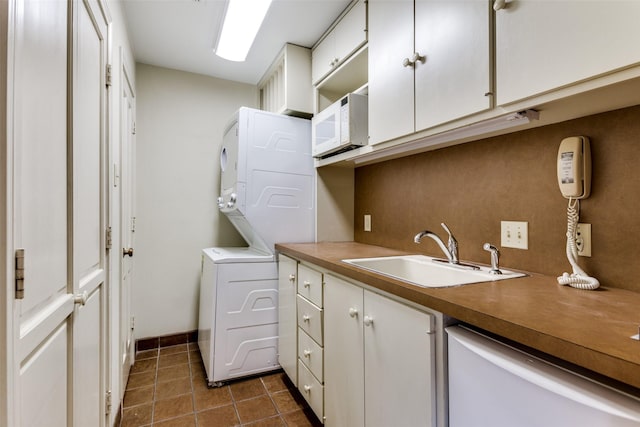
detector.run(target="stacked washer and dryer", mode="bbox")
[197,107,315,386]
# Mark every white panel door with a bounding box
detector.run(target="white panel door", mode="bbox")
[11,0,72,425]
[363,290,436,427]
[71,0,109,425]
[120,55,136,392]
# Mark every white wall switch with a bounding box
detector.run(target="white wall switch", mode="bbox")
[364,214,372,232]
[501,221,528,249]
[576,223,592,257]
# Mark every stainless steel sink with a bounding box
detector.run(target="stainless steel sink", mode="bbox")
[343,255,526,288]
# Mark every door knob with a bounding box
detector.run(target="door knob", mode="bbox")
[74,291,88,306]
[123,248,134,257]
[349,307,359,318]
[363,316,374,327]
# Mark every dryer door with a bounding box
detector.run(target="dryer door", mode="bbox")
[220,118,241,212]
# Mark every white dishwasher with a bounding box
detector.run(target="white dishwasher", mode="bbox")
[447,325,640,427]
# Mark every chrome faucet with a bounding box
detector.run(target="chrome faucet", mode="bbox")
[414,223,459,264]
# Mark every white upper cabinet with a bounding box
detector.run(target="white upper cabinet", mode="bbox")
[368,0,492,145]
[312,0,367,85]
[368,0,415,145]
[414,0,492,131]
[495,0,640,106]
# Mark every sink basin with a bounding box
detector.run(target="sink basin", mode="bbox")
[343,255,526,288]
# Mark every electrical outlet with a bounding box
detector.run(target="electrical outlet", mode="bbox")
[364,214,371,232]
[576,223,592,257]
[501,221,528,249]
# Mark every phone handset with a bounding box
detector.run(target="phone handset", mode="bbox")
[556,136,599,290]
[557,136,591,199]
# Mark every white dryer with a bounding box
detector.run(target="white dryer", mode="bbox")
[198,108,314,385]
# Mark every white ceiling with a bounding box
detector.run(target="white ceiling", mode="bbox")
[122,0,352,85]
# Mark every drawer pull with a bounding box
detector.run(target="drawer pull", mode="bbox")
[303,349,312,358]
[302,314,311,322]
[303,280,311,288]
[349,307,358,318]
[303,384,312,393]
[364,315,374,327]
[289,274,295,282]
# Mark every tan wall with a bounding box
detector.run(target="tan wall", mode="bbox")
[354,105,640,291]
[133,63,258,338]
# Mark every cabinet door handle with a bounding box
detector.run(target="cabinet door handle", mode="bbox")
[303,349,312,358]
[303,384,312,393]
[493,0,507,10]
[349,307,359,318]
[412,52,426,65]
[303,280,311,288]
[363,315,374,327]
[289,274,295,282]
[302,314,311,322]
[403,53,425,68]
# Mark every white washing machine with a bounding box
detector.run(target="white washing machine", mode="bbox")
[198,248,279,386]
[198,108,314,385]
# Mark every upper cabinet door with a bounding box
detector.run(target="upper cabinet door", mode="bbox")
[312,0,367,85]
[414,0,492,131]
[496,0,640,106]
[368,0,415,145]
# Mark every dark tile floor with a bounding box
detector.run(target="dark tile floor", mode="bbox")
[120,342,322,426]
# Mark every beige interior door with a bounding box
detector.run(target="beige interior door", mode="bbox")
[71,0,110,425]
[120,57,136,391]
[9,0,110,425]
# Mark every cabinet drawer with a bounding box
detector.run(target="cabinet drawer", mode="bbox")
[298,361,324,421]
[297,295,323,345]
[297,264,323,307]
[298,328,324,382]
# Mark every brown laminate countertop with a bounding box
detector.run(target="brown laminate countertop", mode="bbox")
[276,241,640,391]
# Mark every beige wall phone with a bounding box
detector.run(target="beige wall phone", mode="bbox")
[556,136,599,289]
[557,136,591,199]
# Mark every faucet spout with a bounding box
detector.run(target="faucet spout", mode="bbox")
[414,230,455,263]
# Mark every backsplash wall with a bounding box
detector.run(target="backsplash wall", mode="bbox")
[354,105,640,292]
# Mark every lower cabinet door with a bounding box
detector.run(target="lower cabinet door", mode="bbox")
[364,290,436,427]
[298,361,324,422]
[324,274,364,427]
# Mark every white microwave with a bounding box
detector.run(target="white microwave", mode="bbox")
[312,93,368,158]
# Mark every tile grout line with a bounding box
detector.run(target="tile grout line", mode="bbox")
[260,376,286,426]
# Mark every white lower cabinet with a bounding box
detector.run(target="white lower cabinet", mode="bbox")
[324,274,437,427]
[278,255,298,385]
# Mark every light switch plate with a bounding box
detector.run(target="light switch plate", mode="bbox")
[501,221,528,249]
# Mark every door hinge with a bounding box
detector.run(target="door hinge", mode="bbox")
[15,249,25,300]
[130,316,135,331]
[105,390,112,415]
[132,121,136,135]
[106,64,112,87]
[106,227,112,250]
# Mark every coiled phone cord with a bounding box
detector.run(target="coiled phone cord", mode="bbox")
[557,198,600,290]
